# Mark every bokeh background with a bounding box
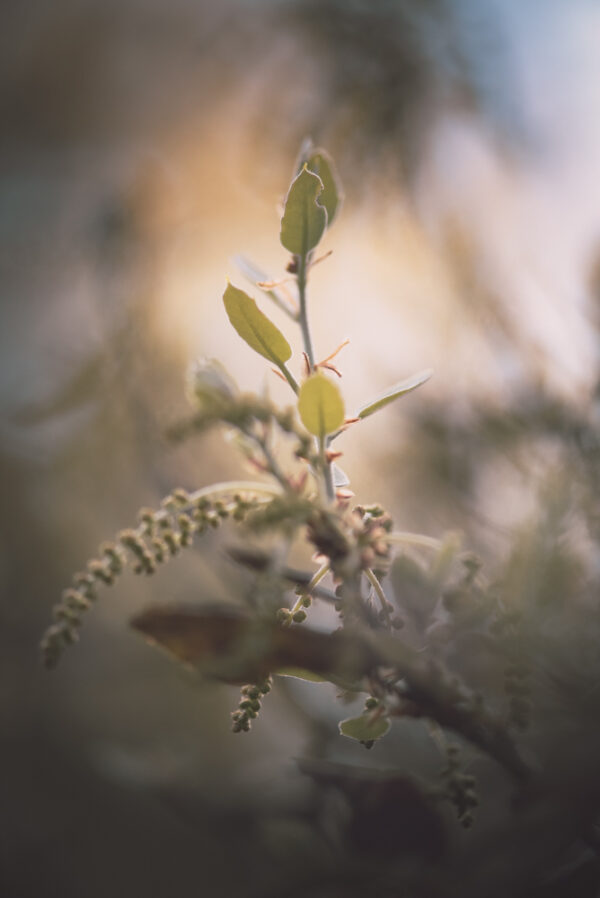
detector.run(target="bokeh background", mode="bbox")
[3,1,600,895]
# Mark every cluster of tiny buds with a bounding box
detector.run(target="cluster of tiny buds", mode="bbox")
[277,589,312,625]
[41,488,259,667]
[441,743,479,828]
[231,678,273,732]
[353,504,393,571]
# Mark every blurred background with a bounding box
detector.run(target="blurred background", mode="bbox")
[3,1,600,895]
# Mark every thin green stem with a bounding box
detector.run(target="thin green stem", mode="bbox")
[297,253,315,371]
[295,252,336,504]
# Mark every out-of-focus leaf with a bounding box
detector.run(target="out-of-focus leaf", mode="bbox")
[278,666,364,691]
[187,358,238,406]
[298,759,447,861]
[298,373,345,437]
[223,283,292,368]
[131,604,384,685]
[280,167,327,256]
[357,368,433,419]
[339,713,390,745]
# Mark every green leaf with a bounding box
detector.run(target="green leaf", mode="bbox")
[357,368,433,419]
[339,713,390,745]
[280,167,327,256]
[131,605,385,685]
[298,374,345,437]
[305,150,342,227]
[223,283,292,368]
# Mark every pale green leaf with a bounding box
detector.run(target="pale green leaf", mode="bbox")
[339,713,390,745]
[223,283,292,367]
[280,167,327,256]
[298,374,345,437]
[305,150,342,226]
[357,369,433,420]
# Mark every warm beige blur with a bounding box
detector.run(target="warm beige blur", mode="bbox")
[4,2,600,896]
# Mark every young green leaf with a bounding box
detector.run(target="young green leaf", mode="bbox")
[357,368,433,420]
[339,713,390,745]
[280,167,327,256]
[305,150,342,227]
[298,374,345,438]
[223,283,292,368]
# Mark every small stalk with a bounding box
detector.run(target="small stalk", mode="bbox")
[295,251,335,503]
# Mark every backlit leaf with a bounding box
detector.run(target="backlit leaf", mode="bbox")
[357,368,433,419]
[339,713,390,745]
[305,150,342,227]
[223,283,292,368]
[298,374,345,437]
[280,167,327,256]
